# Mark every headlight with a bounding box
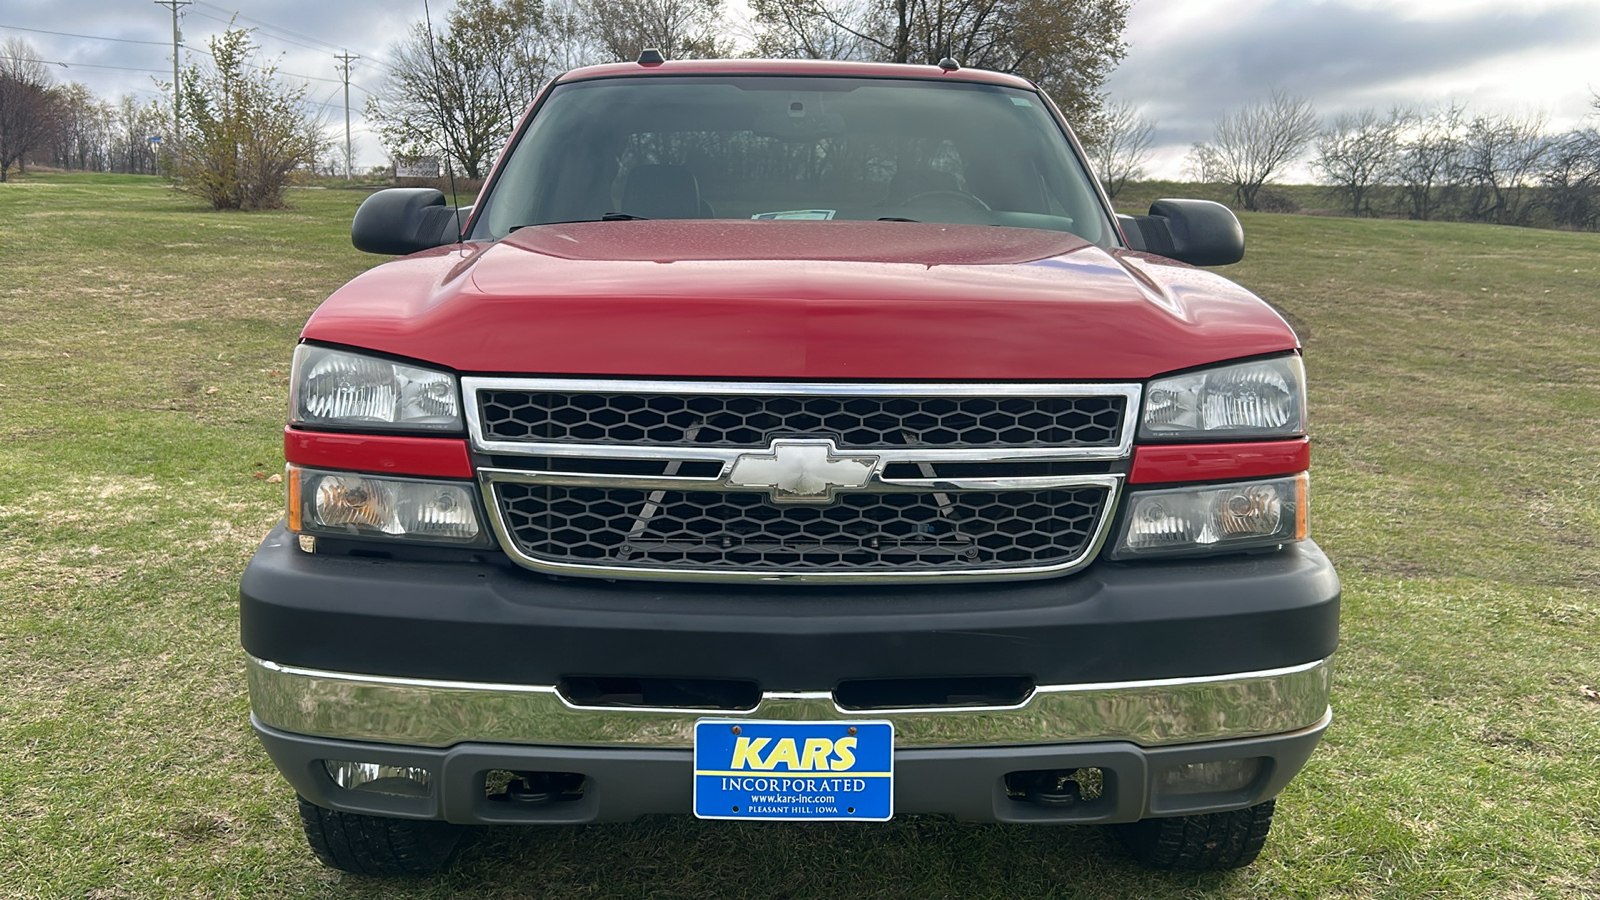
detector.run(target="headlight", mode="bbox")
[1140,356,1305,440]
[1110,474,1307,559]
[287,466,491,546]
[290,344,462,431]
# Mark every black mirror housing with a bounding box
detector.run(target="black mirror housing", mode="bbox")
[351,188,466,255]
[1118,199,1245,267]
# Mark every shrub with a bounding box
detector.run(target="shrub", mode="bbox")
[175,29,326,210]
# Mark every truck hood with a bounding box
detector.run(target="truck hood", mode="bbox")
[302,220,1298,380]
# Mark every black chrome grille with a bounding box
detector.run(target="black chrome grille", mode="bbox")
[493,484,1109,573]
[478,391,1125,448]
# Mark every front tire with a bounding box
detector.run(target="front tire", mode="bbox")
[1112,799,1275,870]
[297,795,465,876]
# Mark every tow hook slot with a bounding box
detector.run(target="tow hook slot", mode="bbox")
[1005,767,1105,806]
[485,770,587,806]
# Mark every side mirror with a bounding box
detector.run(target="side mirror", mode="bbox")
[1117,199,1245,267]
[351,188,468,255]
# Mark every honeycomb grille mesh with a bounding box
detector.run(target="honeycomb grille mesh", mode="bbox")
[493,484,1109,572]
[478,391,1125,448]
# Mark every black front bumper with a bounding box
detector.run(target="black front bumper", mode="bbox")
[255,713,1330,825]
[239,525,1340,689]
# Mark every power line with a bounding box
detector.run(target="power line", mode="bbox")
[0,23,170,46]
[192,0,354,54]
[0,53,169,73]
[185,8,335,54]
[173,41,351,87]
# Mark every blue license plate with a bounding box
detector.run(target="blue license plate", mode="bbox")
[693,719,894,821]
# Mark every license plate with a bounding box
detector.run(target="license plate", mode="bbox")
[693,719,894,821]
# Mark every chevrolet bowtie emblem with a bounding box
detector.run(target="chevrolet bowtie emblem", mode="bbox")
[727,439,880,503]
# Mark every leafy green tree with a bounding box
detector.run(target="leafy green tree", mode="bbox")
[176,28,326,209]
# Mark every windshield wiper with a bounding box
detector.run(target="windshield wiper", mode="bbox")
[510,213,650,231]
[877,216,919,222]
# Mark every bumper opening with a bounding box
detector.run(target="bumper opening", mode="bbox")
[835,676,1034,710]
[558,676,761,711]
[485,770,588,805]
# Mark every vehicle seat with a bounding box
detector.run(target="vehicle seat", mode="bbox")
[887,167,961,203]
[620,164,705,219]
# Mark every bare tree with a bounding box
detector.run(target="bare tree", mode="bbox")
[1392,104,1464,221]
[0,39,58,181]
[48,82,114,172]
[586,0,730,60]
[751,0,1131,126]
[367,0,554,179]
[749,0,871,59]
[1189,90,1317,212]
[540,0,609,72]
[1089,99,1153,200]
[1313,107,1402,217]
[1542,126,1600,230]
[112,94,166,174]
[1459,111,1554,226]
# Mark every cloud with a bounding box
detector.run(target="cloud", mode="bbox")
[1108,0,1600,152]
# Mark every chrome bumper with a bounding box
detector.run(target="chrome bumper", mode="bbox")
[247,655,1332,750]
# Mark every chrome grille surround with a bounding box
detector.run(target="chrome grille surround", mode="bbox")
[463,378,1140,584]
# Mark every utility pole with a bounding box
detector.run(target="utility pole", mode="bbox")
[334,51,359,180]
[154,0,191,173]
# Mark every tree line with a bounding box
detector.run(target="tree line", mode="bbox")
[364,0,1133,180]
[10,0,1597,233]
[0,38,167,181]
[1098,89,1600,231]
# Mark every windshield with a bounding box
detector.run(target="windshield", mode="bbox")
[475,75,1114,245]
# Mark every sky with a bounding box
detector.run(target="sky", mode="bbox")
[2,0,1598,176]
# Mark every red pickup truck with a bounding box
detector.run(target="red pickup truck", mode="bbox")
[240,57,1338,877]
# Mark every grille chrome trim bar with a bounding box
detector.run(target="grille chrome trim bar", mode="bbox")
[462,377,1143,462]
[477,473,1123,584]
[478,467,1120,495]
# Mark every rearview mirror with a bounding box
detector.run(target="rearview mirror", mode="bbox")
[1117,199,1245,267]
[753,109,846,142]
[351,188,469,255]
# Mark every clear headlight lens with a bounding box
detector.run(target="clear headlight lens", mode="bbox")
[1110,474,1307,559]
[288,466,490,546]
[290,344,461,431]
[1140,356,1305,439]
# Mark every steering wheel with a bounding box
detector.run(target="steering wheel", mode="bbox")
[897,190,992,210]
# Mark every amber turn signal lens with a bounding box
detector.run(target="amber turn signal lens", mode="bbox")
[285,465,302,533]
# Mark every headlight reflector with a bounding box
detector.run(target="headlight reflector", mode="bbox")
[288,466,489,546]
[290,344,461,431]
[1110,474,1306,559]
[1140,356,1305,439]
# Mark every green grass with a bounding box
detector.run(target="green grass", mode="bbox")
[1,173,1598,898]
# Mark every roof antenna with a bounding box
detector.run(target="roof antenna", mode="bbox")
[638,48,665,65]
[937,44,959,71]
[421,0,464,246]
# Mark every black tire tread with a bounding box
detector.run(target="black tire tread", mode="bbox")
[1113,799,1275,871]
[297,795,463,876]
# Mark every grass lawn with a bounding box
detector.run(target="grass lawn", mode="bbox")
[1,175,1597,898]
